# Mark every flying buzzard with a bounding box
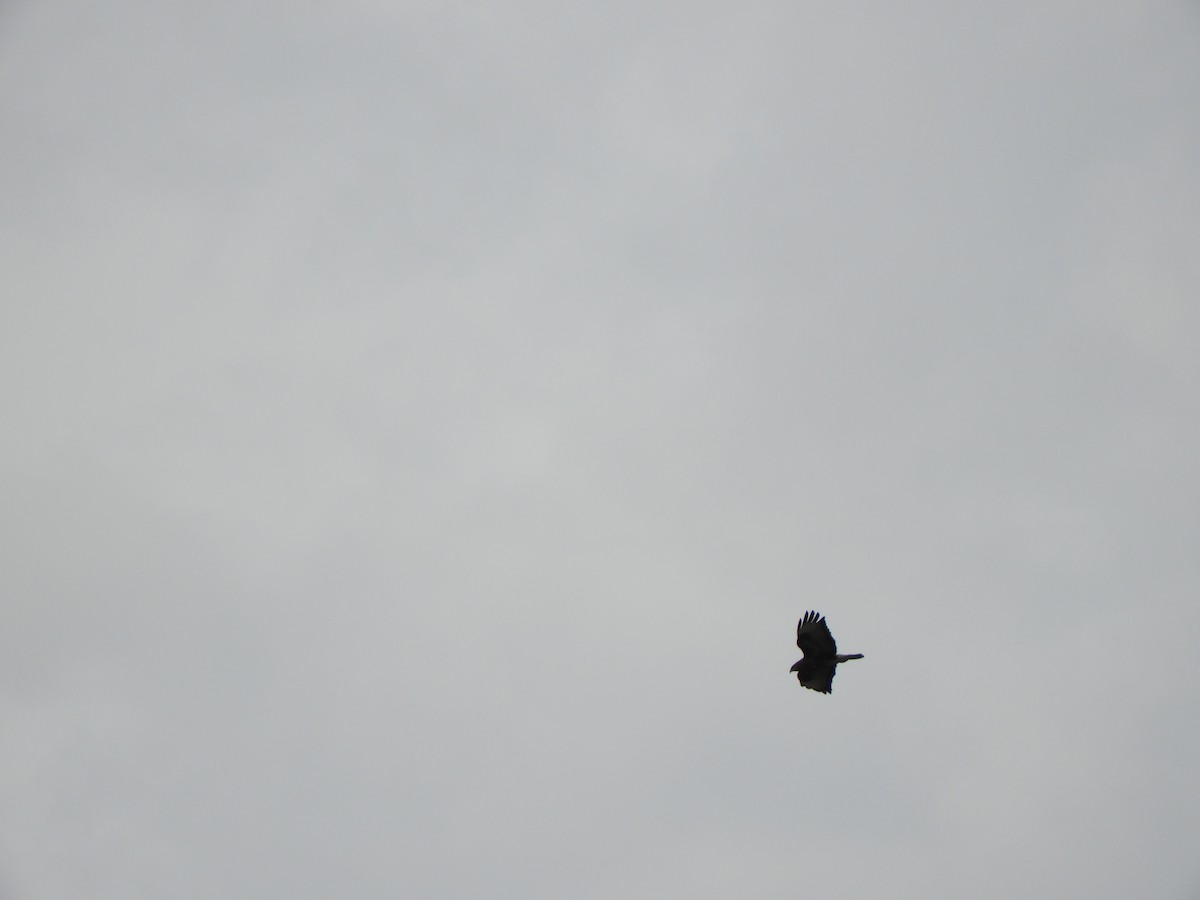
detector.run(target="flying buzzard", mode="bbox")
[790,611,863,694]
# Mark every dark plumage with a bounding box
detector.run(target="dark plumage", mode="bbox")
[790,611,863,694]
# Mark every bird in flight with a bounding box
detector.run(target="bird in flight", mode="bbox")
[790,611,863,694]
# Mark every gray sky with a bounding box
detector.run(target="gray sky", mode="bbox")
[3,2,1199,898]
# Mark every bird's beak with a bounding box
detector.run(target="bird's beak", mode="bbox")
[789,661,801,673]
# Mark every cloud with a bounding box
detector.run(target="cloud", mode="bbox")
[2,2,1199,898]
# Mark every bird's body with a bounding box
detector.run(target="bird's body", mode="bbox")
[790,611,863,694]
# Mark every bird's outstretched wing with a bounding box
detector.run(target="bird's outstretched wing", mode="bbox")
[792,657,837,693]
[796,610,838,659]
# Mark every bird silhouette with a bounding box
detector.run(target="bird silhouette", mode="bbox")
[790,611,863,694]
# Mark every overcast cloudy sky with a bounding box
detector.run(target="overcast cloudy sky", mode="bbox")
[3,2,1199,898]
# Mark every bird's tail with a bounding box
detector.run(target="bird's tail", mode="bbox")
[835,654,864,662]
